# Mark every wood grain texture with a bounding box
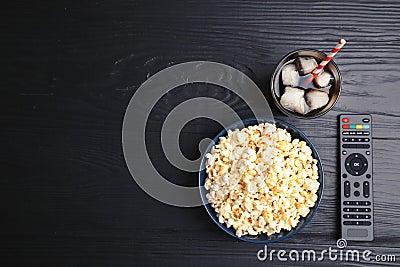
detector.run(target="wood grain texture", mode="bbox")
[1,0,400,266]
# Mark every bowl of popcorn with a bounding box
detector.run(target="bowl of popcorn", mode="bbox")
[199,118,324,243]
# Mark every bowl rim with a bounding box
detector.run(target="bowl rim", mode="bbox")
[198,118,324,243]
[270,48,342,119]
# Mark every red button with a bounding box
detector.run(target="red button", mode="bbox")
[342,118,349,123]
[342,124,349,129]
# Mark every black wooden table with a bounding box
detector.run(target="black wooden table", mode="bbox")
[2,1,400,266]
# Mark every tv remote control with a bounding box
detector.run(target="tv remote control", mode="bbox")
[339,114,373,241]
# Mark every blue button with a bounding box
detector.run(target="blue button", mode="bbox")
[363,124,370,129]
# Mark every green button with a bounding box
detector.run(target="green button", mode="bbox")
[350,124,356,129]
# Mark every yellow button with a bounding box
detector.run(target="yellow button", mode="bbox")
[356,124,363,129]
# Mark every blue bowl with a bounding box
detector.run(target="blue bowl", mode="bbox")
[199,118,324,243]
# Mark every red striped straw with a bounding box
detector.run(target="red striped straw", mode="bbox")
[312,39,346,77]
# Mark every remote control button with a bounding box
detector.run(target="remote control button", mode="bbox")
[350,124,356,129]
[343,131,349,135]
[344,201,369,206]
[366,174,371,178]
[342,118,349,123]
[343,214,371,219]
[363,131,370,135]
[344,181,350,198]
[345,153,368,176]
[363,181,370,198]
[363,124,370,129]
[356,124,363,129]
[347,229,369,237]
[354,190,360,197]
[363,201,371,206]
[366,151,370,155]
[350,158,363,171]
[342,173,347,178]
[343,144,357,148]
[343,221,370,225]
[342,151,347,155]
[354,182,360,188]
[342,144,370,149]
[343,138,349,142]
[342,124,349,129]
[344,221,371,226]
[343,208,371,212]
[344,221,365,225]
[343,201,371,206]
[362,118,370,123]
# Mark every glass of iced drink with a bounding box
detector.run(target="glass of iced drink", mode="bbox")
[270,49,342,119]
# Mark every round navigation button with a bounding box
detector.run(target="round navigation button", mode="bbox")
[345,153,368,176]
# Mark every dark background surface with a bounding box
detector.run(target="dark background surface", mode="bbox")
[2,0,400,266]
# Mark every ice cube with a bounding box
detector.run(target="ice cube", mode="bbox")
[305,89,329,110]
[281,63,300,87]
[296,57,318,75]
[280,87,309,114]
[314,71,333,88]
